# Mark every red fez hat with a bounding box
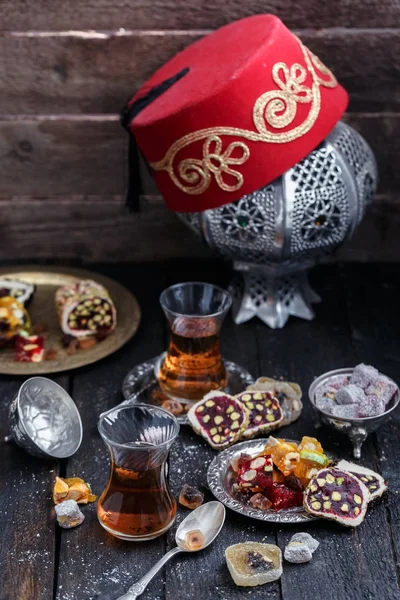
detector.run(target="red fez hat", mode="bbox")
[124,15,348,212]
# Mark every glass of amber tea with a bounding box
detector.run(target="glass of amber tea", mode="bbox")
[97,404,179,541]
[157,282,232,401]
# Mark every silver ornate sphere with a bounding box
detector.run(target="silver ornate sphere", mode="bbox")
[178,122,378,328]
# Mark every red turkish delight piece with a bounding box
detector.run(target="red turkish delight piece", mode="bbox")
[237,455,273,492]
[15,334,45,362]
[267,483,303,510]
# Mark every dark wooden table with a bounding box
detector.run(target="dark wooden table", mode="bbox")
[1,260,400,600]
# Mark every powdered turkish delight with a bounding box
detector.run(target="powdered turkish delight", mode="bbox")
[336,384,365,405]
[350,364,379,389]
[55,499,85,529]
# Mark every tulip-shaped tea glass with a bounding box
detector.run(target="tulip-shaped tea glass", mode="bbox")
[97,404,179,541]
[157,282,232,401]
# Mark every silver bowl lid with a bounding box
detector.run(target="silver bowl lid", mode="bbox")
[16,376,83,458]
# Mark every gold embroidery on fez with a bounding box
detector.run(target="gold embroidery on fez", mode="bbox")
[150,38,338,196]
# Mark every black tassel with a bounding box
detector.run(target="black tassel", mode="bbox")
[121,67,190,212]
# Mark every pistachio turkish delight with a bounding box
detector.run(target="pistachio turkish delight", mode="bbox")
[236,391,283,439]
[247,377,302,426]
[225,542,282,587]
[303,467,369,526]
[335,460,387,501]
[55,279,116,340]
[187,391,249,449]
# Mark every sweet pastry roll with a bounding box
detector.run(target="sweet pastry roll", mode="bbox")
[56,279,116,339]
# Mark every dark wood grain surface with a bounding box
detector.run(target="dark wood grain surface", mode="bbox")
[1,30,399,115]
[1,0,400,31]
[0,260,399,600]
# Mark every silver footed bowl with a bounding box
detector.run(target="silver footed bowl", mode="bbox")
[309,368,400,459]
[6,376,83,459]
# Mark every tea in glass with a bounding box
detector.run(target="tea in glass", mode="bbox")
[157,283,232,401]
[97,405,179,541]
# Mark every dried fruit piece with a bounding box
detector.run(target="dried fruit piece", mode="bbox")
[184,529,205,551]
[55,499,85,529]
[335,459,387,502]
[179,484,204,509]
[187,391,249,449]
[247,378,302,426]
[304,467,369,526]
[78,337,98,350]
[298,436,324,454]
[161,399,184,416]
[44,348,58,361]
[236,391,284,439]
[263,437,300,476]
[53,476,97,505]
[225,542,282,586]
[249,493,272,510]
[53,476,69,503]
[14,334,45,363]
[56,279,117,339]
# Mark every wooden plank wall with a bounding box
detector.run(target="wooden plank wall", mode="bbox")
[0,2,399,262]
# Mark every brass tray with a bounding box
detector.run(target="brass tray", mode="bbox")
[0,266,141,375]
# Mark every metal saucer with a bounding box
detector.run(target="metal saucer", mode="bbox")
[121,355,254,425]
[207,438,334,524]
[6,376,83,459]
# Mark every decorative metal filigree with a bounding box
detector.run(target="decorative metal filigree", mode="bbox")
[177,122,378,328]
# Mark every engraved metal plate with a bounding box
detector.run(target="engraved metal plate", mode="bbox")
[121,356,254,425]
[0,266,141,375]
[207,438,336,524]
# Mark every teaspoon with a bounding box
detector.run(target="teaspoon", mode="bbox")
[116,501,226,600]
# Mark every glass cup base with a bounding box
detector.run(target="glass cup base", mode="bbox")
[98,514,176,542]
[121,355,254,424]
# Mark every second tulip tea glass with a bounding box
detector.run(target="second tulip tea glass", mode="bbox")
[97,404,179,541]
[157,282,232,402]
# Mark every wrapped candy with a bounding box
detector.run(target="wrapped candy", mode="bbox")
[0,278,35,306]
[55,279,117,339]
[0,297,30,343]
